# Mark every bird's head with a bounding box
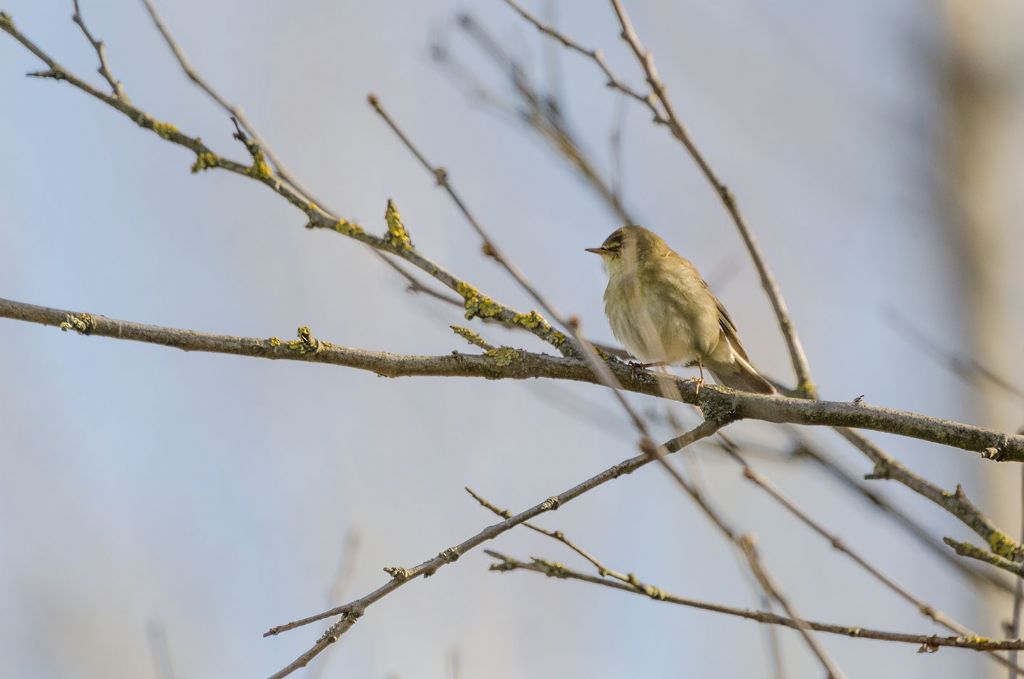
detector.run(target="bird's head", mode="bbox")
[585,225,665,276]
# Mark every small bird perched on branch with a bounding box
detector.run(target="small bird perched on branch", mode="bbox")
[587,225,775,394]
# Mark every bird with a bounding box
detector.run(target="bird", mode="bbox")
[586,225,775,394]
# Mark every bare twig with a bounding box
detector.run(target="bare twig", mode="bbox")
[781,435,1013,593]
[451,14,634,223]
[70,0,126,99]
[642,430,844,677]
[839,428,1024,561]
[466,487,628,582]
[139,0,322,207]
[487,551,1024,652]
[500,0,655,111]
[263,419,730,676]
[719,434,1021,672]
[137,0,470,317]
[944,538,1024,578]
[737,535,845,678]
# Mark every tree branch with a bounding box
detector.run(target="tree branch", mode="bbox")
[719,434,1019,672]
[0,13,571,357]
[780,434,1013,593]
[3,296,1024,462]
[840,428,1024,562]
[486,551,1024,652]
[263,418,730,677]
[70,0,126,100]
[945,538,1024,578]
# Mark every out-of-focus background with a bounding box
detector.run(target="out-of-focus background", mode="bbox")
[2,1,1023,677]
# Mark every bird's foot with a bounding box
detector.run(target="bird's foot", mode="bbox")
[689,374,705,397]
[627,360,653,379]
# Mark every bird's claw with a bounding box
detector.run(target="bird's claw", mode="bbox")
[627,360,652,380]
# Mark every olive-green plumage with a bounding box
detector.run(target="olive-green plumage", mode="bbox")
[587,225,775,394]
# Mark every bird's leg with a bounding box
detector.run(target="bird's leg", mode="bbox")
[693,359,705,396]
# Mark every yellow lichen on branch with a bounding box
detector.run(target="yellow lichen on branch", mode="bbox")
[385,199,414,251]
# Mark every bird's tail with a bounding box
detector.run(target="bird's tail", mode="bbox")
[707,351,776,395]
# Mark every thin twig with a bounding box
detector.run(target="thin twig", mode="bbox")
[70,0,126,99]
[737,535,845,678]
[944,538,1024,578]
[500,0,655,111]
[139,0,322,207]
[263,419,730,676]
[838,428,1024,562]
[136,0,467,316]
[486,551,1024,652]
[718,433,1021,673]
[452,14,634,223]
[642,432,844,677]
[779,434,1013,594]
[466,487,629,583]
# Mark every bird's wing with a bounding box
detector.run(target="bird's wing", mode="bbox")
[705,281,751,362]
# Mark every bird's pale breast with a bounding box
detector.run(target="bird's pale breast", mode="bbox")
[604,259,720,364]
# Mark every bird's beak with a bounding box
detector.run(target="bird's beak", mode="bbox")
[585,247,608,255]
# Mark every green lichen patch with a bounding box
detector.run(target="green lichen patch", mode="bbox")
[268,336,282,347]
[384,199,413,251]
[191,151,219,173]
[798,379,819,398]
[485,346,519,367]
[987,530,1022,560]
[450,325,493,350]
[245,147,273,179]
[963,635,991,645]
[455,281,502,321]
[331,218,364,237]
[151,120,179,140]
[535,558,568,578]
[453,281,564,347]
[287,325,324,354]
[511,310,545,329]
[59,312,94,335]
